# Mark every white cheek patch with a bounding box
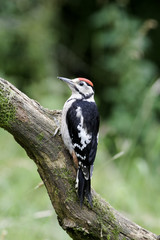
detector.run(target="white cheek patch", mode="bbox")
[75,107,92,151]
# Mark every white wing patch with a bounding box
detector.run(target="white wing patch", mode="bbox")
[75,106,92,151]
[76,153,86,160]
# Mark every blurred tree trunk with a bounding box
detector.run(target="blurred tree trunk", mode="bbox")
[0,78,158,240]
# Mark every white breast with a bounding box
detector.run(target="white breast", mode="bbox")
[61,98,74,154]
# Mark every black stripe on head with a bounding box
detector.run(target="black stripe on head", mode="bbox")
[74,86,85,98]
[74,86,94,99]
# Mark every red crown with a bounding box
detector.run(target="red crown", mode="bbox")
[78,77,93,87]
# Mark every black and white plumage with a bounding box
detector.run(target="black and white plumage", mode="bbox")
[58,77,99,206]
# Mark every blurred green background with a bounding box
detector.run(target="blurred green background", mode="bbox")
[0,0,160,239]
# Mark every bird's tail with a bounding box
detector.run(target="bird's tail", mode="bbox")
[75,163,93,207]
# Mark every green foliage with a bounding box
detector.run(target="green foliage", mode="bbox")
[0,0,56,90]
[91,4,157,125]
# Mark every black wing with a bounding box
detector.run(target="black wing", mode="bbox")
[66,99,99,165]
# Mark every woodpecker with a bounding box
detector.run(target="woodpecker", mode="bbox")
[58,76,99,206]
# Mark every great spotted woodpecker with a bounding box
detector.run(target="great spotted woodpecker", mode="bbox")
[58,77,99,206]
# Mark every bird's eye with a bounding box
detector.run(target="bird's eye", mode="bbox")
[79,82,84,86]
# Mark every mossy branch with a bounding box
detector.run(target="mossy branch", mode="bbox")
[0,78,158,240]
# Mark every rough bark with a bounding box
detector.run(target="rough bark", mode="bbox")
[0,78,158,240]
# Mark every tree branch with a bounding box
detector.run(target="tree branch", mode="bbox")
[0,78,158,240]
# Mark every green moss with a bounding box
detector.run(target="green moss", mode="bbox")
[54,186,59,196]
[37,132,44,141]
[111,227,120,240]
[64,187,77,203]
[0,87,16,128]
[93,197,114,222]
[107,234,111,240]
[92,196,122,239]
[52,167,76,203]
[53,168,74,184]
